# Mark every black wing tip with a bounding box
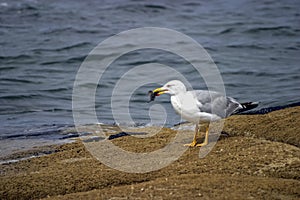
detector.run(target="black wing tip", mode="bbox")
[240,101,260,111]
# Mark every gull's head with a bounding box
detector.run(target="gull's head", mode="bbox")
[153,80,187,96]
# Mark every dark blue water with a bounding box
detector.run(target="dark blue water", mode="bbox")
[0,0,299,155]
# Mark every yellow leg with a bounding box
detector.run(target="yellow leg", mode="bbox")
[196,125,209,147]
[184,123,199,147]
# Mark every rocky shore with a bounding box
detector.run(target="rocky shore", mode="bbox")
[1,106,299,199]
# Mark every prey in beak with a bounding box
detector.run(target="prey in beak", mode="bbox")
[147,87,168,103]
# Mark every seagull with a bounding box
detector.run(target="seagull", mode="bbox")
[152,80,258,147]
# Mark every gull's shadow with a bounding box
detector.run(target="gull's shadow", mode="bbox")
[108,132,148,140]
[199,131,230,144]
[220,131,230,138]
[108,131,231,141]
[210,131,230,139]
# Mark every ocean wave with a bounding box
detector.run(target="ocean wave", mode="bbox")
[38,87,70,93]
[41,26,101,35]
[226,44,268,50]
[40,55,86,65]
[222,70,288,77]
[0,66,16,71]
[0,54,32,60]
[33,42,91,52]
[111,3,172,13]
[0,94,41,100]
[1,78,41,84]
[218,27,235,35]
[143,4,168,10]
[244,26,297,36]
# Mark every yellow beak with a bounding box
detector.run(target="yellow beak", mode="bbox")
[153,87,168,95]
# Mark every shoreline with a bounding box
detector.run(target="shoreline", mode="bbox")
[1,106,299,199]
[1,102,300,161]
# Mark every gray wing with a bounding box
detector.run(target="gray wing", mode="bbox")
[190,90,242,118]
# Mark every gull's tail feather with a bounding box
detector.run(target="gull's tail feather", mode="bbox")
[235,101,259,114]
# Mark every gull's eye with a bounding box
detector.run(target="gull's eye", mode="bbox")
[166,84,172,87]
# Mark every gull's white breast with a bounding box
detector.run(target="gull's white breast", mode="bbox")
[170,93,200,123]
[170,92,221,123]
